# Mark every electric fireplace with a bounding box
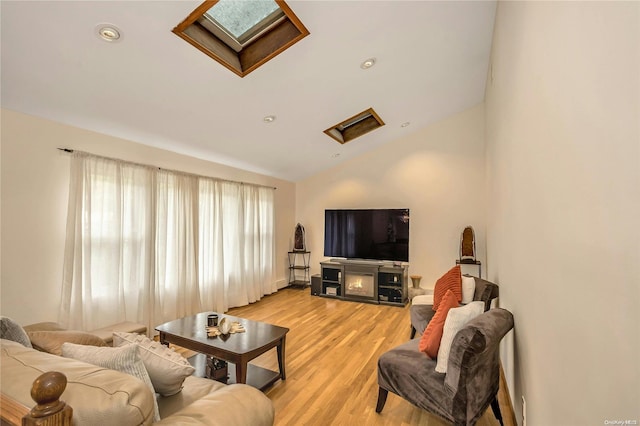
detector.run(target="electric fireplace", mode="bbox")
[344,267,376,301]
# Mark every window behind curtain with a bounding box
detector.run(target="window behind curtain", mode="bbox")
[60,152,276,332]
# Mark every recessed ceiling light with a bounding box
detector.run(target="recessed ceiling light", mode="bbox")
[96,24,121,42]
[401,122,411,128]
[360,58,376,69]
[263,115,276,123]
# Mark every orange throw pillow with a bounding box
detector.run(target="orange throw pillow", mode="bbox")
[419,289,459,358]
[432,265,462,311]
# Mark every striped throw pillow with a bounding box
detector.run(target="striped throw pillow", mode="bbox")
[432,265,462,311]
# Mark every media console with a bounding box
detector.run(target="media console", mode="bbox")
[319,260,408,307]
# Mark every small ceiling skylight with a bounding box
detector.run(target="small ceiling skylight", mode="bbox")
[324,108,385,144]
[173,0,309,77]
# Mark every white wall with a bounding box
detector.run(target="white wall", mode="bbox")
[296,104,487,287]
[0,109,296,326]
[485,2,639,425]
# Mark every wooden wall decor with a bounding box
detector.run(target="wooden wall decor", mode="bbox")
[294,223,306,251]
[460,226,476,261]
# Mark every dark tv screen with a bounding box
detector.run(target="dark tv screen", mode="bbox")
[324,209,409,262]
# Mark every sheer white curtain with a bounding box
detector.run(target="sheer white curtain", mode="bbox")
[198,179,226,313]
[60,155,154,330]
[197,181,277,313]
[153,171,202,323]
[60,152,276,332]
[246,185,277,298]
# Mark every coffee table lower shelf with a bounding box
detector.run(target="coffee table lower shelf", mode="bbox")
[187,353,281,391]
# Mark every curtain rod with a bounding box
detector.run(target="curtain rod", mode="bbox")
[57,148,277,190]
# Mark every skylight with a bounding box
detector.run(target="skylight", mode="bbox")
[324,108,386,144]
[173,0,309,77]
[203,0,283,49]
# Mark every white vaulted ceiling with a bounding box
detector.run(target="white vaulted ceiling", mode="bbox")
[1,1,496,181]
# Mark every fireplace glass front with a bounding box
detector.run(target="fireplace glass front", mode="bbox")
[345,272,375,299]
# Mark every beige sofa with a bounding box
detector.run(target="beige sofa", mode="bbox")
[1,338,275,425]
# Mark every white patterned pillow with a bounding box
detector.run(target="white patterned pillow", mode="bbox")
[113,332,195,396]
[61,342,160,421]
[461,275,476,304]
[435,301,485,373]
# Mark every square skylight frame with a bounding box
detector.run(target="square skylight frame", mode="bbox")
[173,0,309,78]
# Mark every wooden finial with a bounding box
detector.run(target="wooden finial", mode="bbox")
[23,371,73,425]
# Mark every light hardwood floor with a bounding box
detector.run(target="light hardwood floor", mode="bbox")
[215,287,514,426]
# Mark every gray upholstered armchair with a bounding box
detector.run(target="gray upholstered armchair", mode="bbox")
[376,308,514,425]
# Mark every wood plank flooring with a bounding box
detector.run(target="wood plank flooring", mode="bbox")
[216,287,513,426]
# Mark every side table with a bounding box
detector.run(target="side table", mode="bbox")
[288,251,310,287]
[455,259,482,279]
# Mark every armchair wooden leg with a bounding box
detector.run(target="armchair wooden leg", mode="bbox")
[410,325,416,339]
[376,387,389,413]
[490,396,504,426]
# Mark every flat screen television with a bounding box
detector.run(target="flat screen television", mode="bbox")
[324,209,409,262]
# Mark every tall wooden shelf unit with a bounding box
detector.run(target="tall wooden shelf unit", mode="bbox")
[288,251,310,287]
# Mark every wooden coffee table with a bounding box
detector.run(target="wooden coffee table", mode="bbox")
[155,312,289,390]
